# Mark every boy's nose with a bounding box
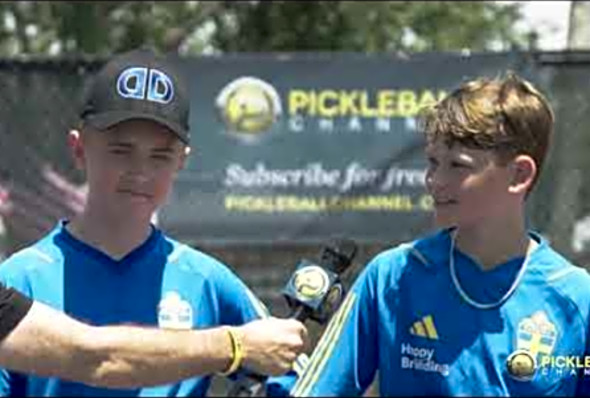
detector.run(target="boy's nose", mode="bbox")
[426,170,450,196]
[426,169,440,188]
[125,162,151,183]
[127,155,151,173]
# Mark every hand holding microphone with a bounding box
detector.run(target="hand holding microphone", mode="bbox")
[227,239,357,396]
[235,317,308,376]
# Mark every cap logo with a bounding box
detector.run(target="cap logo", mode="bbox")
[116,67,174,104]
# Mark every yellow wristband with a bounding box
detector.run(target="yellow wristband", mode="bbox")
[218,327,243,376]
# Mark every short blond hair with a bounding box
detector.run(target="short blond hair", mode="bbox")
[420,71,554,191]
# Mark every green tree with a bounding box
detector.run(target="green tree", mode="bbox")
[0,1,530,56]
[209,1,528,53]
[0,1,220,56]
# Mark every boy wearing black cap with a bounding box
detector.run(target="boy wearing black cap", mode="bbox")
[0,49,306,396]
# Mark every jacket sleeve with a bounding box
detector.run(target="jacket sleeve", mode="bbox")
[290,259,381,397]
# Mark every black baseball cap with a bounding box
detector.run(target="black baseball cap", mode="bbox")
[80,48,190,144]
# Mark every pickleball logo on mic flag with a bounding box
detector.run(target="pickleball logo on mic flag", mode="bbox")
[215,76,282,142]
[292,265,330,301]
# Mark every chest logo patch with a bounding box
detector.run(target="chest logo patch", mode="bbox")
[158,291,193,330]
[507,311,558,381]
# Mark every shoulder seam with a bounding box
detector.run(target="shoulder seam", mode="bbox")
[7,247,55,265]
[546,267,579,283]
[407,246,431,268]
[168,243,189,263]
[544,268,590,341]
[380,242,418,298]
[164,242,229,281]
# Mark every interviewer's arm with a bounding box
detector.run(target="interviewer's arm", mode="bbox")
[0,300,306,388]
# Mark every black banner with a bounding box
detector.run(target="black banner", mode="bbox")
[159,52,527,244]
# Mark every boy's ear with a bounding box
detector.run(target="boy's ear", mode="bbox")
[177,146,191,170]
[508,154,537,194]
[68,129,86,170]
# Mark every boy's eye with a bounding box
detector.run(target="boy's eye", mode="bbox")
[450,161,468,168]
[152,154,172,161]
[110,149,129,155]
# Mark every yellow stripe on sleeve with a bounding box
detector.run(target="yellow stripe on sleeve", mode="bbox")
[291,295,350,396]
[291,292,357,396]
[293,353,310,376]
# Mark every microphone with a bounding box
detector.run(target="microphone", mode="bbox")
[282,238,357,323]
[227,239,358,397]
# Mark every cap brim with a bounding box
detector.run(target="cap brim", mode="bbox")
[84,111,189,144]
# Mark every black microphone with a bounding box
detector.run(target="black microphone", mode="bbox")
[227,239,358,397]
[282,238,357,323]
